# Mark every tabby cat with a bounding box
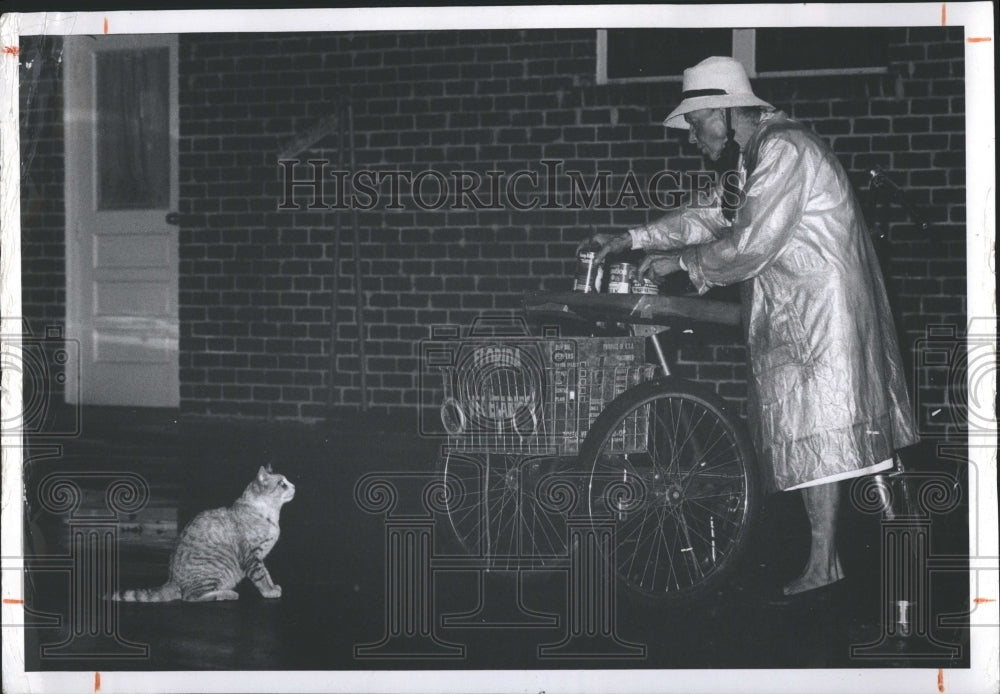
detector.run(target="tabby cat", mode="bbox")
[113,465,295,602]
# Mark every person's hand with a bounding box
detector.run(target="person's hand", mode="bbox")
[576,232,632,263]
[638,252,684,281]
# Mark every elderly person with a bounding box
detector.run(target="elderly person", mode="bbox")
[583,56,917,601]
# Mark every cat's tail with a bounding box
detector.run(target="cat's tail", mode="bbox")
[111,582,182,603]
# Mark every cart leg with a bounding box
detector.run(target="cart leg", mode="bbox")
[648,333,671,376]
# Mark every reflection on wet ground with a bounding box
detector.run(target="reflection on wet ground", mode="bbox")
[23,409,970,671]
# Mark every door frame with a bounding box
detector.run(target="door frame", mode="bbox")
[63,33,180,407]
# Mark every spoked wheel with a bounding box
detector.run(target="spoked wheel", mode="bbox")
[578,377,760,602]
[440,451,575,569]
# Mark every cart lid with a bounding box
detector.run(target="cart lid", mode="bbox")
[521,291,742,329]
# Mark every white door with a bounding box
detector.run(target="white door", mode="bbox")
[64,34,179,407]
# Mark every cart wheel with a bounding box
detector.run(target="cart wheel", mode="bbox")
[440,452,574,569]
[578,377,760,602]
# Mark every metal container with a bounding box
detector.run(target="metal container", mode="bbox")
[573,251,603,293]
[631,277,659,295]
[607,263,635,294]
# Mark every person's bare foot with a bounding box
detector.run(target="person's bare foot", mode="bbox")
[782,555,845,596]
[784,482,846,596]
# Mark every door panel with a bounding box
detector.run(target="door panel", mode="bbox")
[64,35,179,407]
[92,234,172,268]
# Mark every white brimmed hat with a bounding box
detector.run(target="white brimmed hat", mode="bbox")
[662,56,774,129]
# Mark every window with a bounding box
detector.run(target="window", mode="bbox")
[754,28,892,73]
[597,28,892,83]
[602,28,733,81]
[96,47,171,209]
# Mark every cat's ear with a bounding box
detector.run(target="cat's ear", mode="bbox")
[257,466,269,481]
[265,463,273,473]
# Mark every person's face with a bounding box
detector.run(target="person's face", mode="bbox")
[684,108,729,161]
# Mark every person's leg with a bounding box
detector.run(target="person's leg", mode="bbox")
[783,481,845,595]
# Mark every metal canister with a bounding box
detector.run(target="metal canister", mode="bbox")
[607,263,635,294]
[631,277,659,295]
[573,251,603,293]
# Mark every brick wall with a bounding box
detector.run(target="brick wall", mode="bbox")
[20,27,967,433]
[18,36,66,346]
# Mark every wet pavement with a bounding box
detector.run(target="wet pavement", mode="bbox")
[22,408,970,672]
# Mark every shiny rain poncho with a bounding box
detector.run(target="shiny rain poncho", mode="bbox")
[630,111,918,492]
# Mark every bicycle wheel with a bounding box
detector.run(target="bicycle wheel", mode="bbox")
[440,451,574,569]
[578,377,759,602]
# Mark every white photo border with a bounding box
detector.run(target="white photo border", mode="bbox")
[2,4,996,693]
